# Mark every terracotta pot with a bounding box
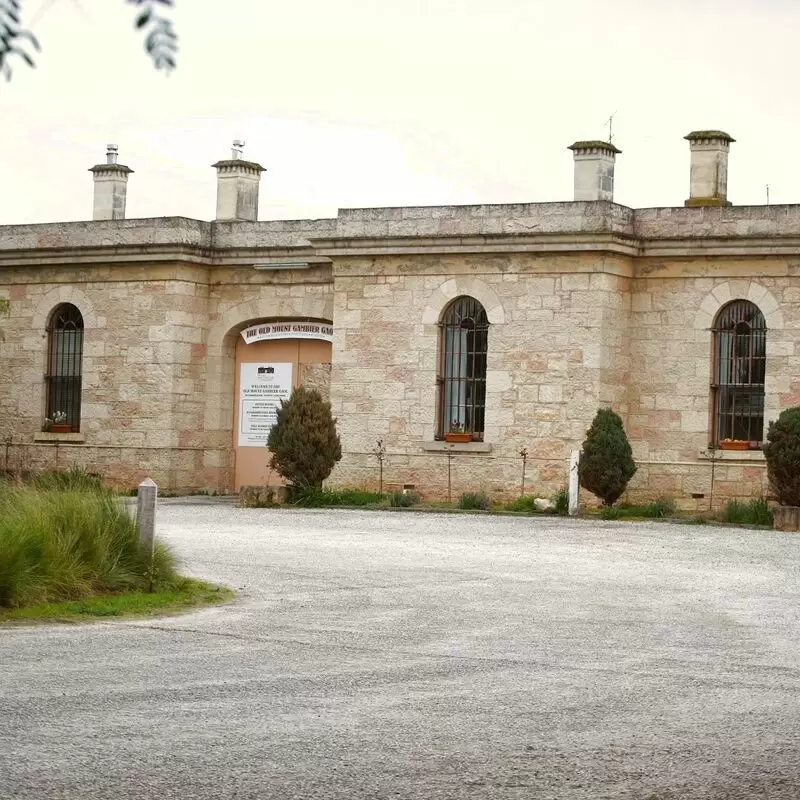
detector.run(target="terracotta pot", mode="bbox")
[720,441,750,451]
[772,506,800,531]
[444,432,472,443]
[50,424,72,433]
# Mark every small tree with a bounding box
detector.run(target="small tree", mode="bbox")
[267,387,342,491]
[578,408,637,507]
[763,407,800,506]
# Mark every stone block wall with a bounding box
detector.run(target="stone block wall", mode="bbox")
[0,260,334,492]
[626,267,796,510]
[327,252,633,501]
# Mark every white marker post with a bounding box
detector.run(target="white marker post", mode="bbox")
[136,478,158,590]
[568,450,580,516]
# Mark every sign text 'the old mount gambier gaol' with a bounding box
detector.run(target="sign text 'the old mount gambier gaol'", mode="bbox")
[240,321,334,344]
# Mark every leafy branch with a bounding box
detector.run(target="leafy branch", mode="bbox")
[0,0,177,81]
[0,0,40,81]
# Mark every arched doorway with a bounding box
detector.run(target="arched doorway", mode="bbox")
[233,319,333,490]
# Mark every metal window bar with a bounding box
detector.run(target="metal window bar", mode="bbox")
[46,304,84,432]
[711,300,766,446]
[437,296,489,440]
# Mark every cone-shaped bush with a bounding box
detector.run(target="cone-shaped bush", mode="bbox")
[267,386,342,490]
[763,407,800,506]
[578,408,637,507]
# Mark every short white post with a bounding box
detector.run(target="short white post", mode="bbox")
[136,478,158,588]
[568,450,580,516]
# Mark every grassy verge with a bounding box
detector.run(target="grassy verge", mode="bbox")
[0,578,234,624]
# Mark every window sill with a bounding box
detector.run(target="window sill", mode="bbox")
[698,449,764,462]
[34,432,86,444]
[422,441,493,453]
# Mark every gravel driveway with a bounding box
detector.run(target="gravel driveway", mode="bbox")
[2,504,800,799]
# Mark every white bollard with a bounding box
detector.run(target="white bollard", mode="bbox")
[568,450,580,516]
[136,477,158,561]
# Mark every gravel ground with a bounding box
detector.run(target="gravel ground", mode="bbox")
[2,505,800,799]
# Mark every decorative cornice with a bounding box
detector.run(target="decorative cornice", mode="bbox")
[568,140,622,155]
[211,159,265,175]
[684,130,735,145]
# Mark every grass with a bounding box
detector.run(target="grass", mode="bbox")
[458,491,491,510]
[552,487,569,516]
[721,497,773,526]
[0,578,233,623]
[0,481,178,609]
[505,495,538,513]
[290,487,386,507]
[389,490,419,507]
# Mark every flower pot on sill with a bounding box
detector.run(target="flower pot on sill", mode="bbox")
[720,440,750,451]
[50,424,72,433]
[444,432,472,443]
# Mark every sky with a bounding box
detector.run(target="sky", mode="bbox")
[2,0,799,224]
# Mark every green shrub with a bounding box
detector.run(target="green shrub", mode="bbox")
[721,498,772,526]
[578,408,637,507]
[0,486,177,608]
[746,497,773,526]
[763,407,800,506]
[552,487,569,516]
[458,491,491,510]
[600,506,621,520]
[687,515,709,525]
[267,387,342,490]
[506,495,538,513]
[722,499,748,524]
[643,497,676,519]
[389,490,419,507]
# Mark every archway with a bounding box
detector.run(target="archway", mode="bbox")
[233,319,333,490]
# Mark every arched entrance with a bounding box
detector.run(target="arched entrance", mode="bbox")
[233,319,333,490]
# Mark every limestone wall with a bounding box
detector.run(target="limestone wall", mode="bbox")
[0,261,334,491]
[327,252,632,501]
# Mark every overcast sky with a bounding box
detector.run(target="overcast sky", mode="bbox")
[1,0,797,224]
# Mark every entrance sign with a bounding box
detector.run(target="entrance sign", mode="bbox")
[241,321,333,344]
[238,363,293,447]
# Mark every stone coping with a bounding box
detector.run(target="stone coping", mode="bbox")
[421,441,493,453]
[697,449,765,462]
[33,432,86,444]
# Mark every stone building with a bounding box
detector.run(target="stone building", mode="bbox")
[0,132,793,508]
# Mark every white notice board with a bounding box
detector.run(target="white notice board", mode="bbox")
[238,363,293,447]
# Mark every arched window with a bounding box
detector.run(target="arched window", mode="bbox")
[437,296,489,440]
[711,300,766,447]
[46,304,84,432]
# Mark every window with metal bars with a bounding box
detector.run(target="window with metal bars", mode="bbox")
[45,304,84,432]
[437,296,488,440]
[711,300,766,447]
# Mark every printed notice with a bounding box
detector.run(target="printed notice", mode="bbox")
[238,362,293,447]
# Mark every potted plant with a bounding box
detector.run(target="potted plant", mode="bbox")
[444,420,471,443]
[47,411,71,434]
[763,407,800,530]
[719,438,750,451]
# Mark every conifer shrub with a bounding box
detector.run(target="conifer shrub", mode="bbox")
[267,387,342,491]
[578,408,637,507]
[763,407,800,506]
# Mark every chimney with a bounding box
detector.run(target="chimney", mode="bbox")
[684,130,735,207]
[89,145,133,220]
[568,140,621,202]
[212,140,265,221]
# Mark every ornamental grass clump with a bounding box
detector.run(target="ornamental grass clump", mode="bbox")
[0,484,176,608]
[763,407,800,507]
[578,408,637,507]
[267,387,342,492]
